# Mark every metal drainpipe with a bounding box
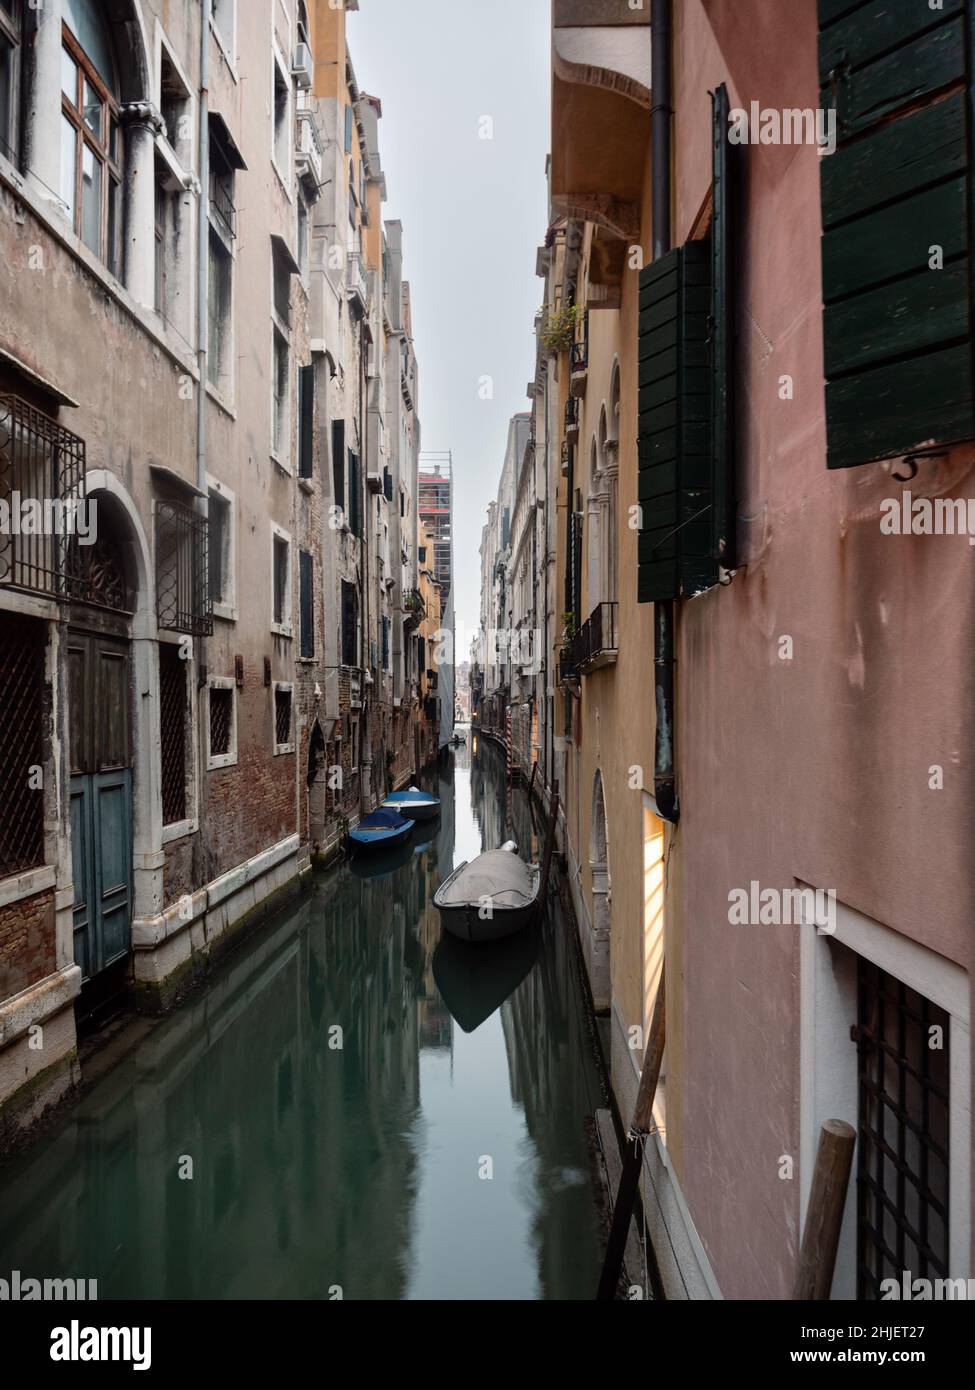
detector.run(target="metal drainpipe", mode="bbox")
[651,0,678,824]
[196,0,212,855]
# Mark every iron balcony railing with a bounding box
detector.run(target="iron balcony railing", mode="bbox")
[0,393,87,602]
[156,499,213,637]
[564,394,580,437]
[570,339,588,374]
[566,601,618,677]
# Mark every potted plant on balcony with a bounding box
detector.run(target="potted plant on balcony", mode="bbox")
[539,303,581,355]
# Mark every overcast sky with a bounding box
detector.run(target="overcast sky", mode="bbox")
[349,0,551,648]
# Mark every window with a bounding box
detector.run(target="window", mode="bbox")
[299,549,314,658]
[381,615,390,671]
[298,363,314,479]
[156,499,213,638]
[207,483,234,618]
[273,683,294,754]
[297,198,309,281]
[207,680,236,769]
[0,611,46,879]
[159,45,191,163]
[154,164,169,314]
[341,579,358,667]
[297,2,312,55]
[272,57,290,176]
[344,102,353,154]
[0,0,22,164]
[272,326,289,460]
[350,717,359,773]
[207,229,232,391]
[331,419,346,515]
[271,526,291,634]
[61,0,122,273]
[159,642,187,826]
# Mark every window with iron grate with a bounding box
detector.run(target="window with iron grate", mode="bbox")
[855,959,950,1299]
[0,611,46,878]
[158,643,187,825]
[209,685,233,759]
[274,685,292,750]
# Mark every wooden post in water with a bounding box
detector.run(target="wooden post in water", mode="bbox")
[793,1119,856,1300]
[597,975,666,1300]
[534,779,559,925]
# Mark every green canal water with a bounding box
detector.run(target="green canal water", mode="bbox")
[0,738,606,1300]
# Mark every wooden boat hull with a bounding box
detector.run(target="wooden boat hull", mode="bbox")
[381,795,440,821]
[434,847,540,943]
[348,816,415,852]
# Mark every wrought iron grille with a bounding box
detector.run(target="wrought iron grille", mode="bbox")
[156,499,212,637]
[570,339,588,373]
[159,643,187,825]
[210,172,237,242]
[0,613,46,877]
[275,687,292,746]
[855,959,950,1299]
[0,393,87,601]
[209,686,232,758]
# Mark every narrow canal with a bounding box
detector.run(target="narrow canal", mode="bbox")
[0,737,605,1300]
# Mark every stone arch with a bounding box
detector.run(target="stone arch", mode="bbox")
[589,767,611,1010]
[608,357,621,446]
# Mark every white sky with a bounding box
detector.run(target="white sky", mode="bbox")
[349,0,552,644]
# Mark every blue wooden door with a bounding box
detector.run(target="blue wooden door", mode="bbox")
[68,631,133,983]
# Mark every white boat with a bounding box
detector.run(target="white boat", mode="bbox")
[434,841,540,943]
[380,785,441,821]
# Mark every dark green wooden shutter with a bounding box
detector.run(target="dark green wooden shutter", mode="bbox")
[819,0,974,468]
[710,82,736,572]
[299,550,314,658]
[332,419,345,509]
[637,242,714,601]
[298,365,314,478]
[348,450,361,537]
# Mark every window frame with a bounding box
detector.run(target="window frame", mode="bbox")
[270,522,293,638]
[206,676,237,771]
[272,680,295,756]
[60,19,122,274]
[0,0,23,165]
[206,474,237,621]
[158,632,200,843]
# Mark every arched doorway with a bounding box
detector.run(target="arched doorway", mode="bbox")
[589,768,611,1011]
[66,490,140,1021]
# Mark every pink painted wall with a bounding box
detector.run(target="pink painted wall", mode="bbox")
[672,0,975,1297]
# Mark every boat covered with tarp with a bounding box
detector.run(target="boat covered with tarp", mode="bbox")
[433,841,539,943]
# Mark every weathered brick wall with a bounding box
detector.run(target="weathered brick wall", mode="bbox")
[0,888,55,1000]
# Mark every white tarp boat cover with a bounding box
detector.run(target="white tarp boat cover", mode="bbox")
[438,850,536,908]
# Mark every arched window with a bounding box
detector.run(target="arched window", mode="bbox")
[0,0,22,163]
[60,0,122,273]
[608,359,621,444]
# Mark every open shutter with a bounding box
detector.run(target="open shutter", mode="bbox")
[819,0,973,468]
[298,365,314,478]
[637,242,713,601]
[348,450,361,537]
[299,550,314,658]
[332,419,345,509]
[710,82,736,572]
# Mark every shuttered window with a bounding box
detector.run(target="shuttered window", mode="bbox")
[637,85,736,603]
[348,449,361,537]
[332,419,345,510]
[299,549,314,658]
[341,579,358,667]
[819,0,973,468]
[298,363,314,479]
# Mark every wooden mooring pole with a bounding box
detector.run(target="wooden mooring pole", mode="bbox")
[597,974,665,1300]
[792,1119,855,1300]
[534,779,559,925]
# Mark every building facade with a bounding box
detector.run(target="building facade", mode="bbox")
[0,0,430,1144]
[478,0,975,1300]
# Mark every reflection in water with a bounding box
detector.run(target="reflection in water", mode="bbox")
[0,739,603,1300]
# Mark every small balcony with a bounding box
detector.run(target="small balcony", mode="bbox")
[346,251,369,320]
[565,394,580,444]
[295,110,324,197]
[565,601,618,678]
[570,336,588,398]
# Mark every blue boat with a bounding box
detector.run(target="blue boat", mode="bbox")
[347,808,415,852]
[380,785,441,821]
